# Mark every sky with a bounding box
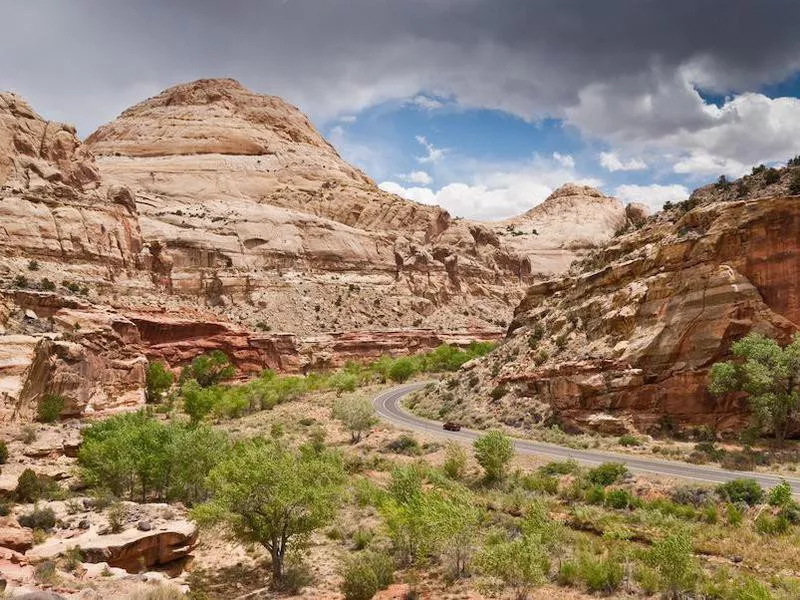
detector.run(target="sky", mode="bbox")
[3,1,800,220]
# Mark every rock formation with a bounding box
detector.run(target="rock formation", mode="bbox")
[416,193,800,435]
[0,80,629,421]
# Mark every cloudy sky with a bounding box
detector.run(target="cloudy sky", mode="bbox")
[3,0,800,219]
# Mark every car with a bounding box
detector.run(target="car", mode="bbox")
[442,421,462,432]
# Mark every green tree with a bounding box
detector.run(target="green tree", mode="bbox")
[709,332,800,445]
[332,395,378,443]
[37,394,64,423]
[181,350,235,388]
[388,358,417,383]
[192,438,345,586]
[473,430,514,482]
[181,381,220,425]
[145,361,174,403]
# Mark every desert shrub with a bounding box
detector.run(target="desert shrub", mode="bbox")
[473,430,514,482]
[764,167,781,184]
[351,527,374,551]
[576,552,624,593]
[647,532,696,596]
[584,486,606,505]
[27,260,39,271]
[443,442,467,480]
[671,485,715,507]
[539,459,579,476]
[34,560,57,583]
[586,462,628,487]
[123,583,187,600]
[716,478,764,506]
[107,502,127,533]
[725,502,744,527]
[16,468,45,502]
[520,473,559,495]
[0,440,8,465]
[40,278,56,291]
[605,488,639,510]
[329,372,359,395]
[340,551,394,600]
[557,560,579,586]
[37,393,64,423]
[755,512,790,535]
[618,434,641,447]
[489,385,508,400]
[388,357,417,383]
[384,434,421,456]
[768,479,793,507]
[720,450,757,471]
[18,504,56,530]
[13,274,29,288]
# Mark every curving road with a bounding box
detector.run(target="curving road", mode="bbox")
[374,382,800,495]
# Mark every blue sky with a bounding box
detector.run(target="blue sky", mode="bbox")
[4,1,800,220]
[320,75,800,220]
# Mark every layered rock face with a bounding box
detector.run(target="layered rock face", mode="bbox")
[0,95,148,421]
[417,196,800,435]
[84,79,626,334]
[0,81,631,422]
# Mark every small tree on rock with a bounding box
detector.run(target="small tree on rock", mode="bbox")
[709,332,800,446]
[181,350,235,388]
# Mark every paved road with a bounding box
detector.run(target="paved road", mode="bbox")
[374,382,800,495]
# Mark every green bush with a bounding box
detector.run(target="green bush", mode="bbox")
[605,488,639,510]
[647,532,696,596]
[16,468,45,503]
[618,434,641,447]
[768,479,793,507]
[577,553,624,593]
[40,278,56,291]
[340,551,394,600]
[755,512,790,535]
[37,394,64,423]
[473,430,514,482]
[442,442,467,480]
[388,358,417,383]
[384,434,421,456]
[539,459,579,476]
[18,504,56,530]
[0,440,8,465]
[586,462,628,487]
[716,478,764,506]
[725,502,744,527]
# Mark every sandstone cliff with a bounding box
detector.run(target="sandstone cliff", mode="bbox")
[84,79,627,335]
[415,194,800,436]
[0,81,630,422]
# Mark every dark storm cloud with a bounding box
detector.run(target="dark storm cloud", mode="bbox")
[2,0,800,138]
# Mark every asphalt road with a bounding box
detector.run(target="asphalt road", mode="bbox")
[374,382,800,495]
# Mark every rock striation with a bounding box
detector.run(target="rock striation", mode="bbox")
[417,195,800,435]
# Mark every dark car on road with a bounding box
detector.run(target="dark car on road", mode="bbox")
[442,421,462,432]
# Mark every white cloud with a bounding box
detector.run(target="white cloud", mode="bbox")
[552,152,575,168]
[379,154,602,220]
[338,115,357,123]
[400,170,433,185]
[568,68,800,178]
[614,184,689,212]
[409,95,444,110]
[415,135,447,164]
[599,151,647,172]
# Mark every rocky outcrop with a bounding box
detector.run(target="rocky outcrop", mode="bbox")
[0,93,142,267]
[28,519,198,573]
[130,310,503,373]
[417,195,800,435]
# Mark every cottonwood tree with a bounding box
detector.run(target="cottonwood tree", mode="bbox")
[192,438,345,586]
[145,360,174,403]
[181,350,235,388]
[709,332,800,446]
[332,395,378,443]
